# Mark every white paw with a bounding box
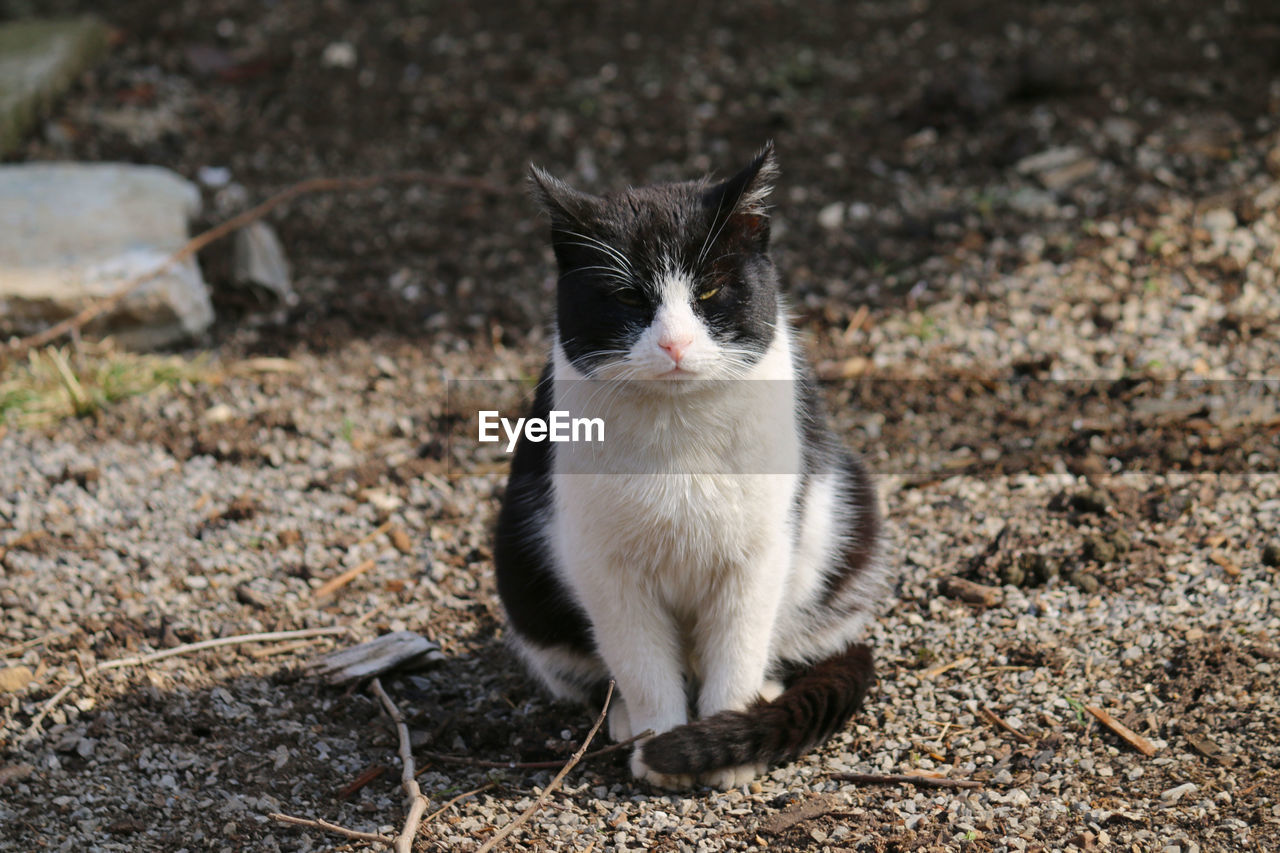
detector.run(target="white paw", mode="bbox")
[608,697,632,742]
[700,762,766,791]
[759,679,785,703]
[630,748,695,789]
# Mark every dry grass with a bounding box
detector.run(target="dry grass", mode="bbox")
[0,340,214,428]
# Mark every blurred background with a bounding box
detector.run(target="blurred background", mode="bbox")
[5,0,1278,356]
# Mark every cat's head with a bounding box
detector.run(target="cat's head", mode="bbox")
[531,144,782,383]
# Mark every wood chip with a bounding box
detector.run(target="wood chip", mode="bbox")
[337,764,389,799]
[313,557,378,600]
[306,631,444,685]
[0,764,34,785]
[1185,733,1224,761]
[0,665,34,693]
[1208,551,1240,576]
[388,525,413,555]
[1083,705,1157,756]
[922,656,973,679]
[939,576,1002,607]
[976,705,1035,744]
[832,772,983,790]
[758,793,843,835]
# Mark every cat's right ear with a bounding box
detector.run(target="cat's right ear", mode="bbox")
[528,166,598,230]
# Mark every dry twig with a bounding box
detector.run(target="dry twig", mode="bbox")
[1,171,508,365]
[266,813,393,845]
[475,681,614,853]
[314,556,381,600]
[371,677,432,853]
[1083,704,1158,757]
[976,704,1035,744]
[832,772,984,790]
[21,626,349,740]
[420,781,497,827]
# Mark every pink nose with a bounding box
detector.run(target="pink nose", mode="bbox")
[659,336,692,364]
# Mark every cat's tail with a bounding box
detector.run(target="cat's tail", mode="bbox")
[640,643,874,776]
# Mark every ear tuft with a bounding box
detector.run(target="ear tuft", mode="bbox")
[528,165,597,228]
[737,141,779,216]
[705,141,779,219]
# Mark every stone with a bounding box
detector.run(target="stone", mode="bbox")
[0,163,214,349]
[1199,208,1236,235]
[1101,116,1141,148]
[1007,187,1060,218]
[1160,782,1197,803]
[1015,146,1088,176]
[1083,534,1117,564]
[816,202,844,230]
[233,221,295,306]
[1014,146,1099,191]
[0,17,108,156]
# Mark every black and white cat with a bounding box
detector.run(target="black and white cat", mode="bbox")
[494,144,889,789]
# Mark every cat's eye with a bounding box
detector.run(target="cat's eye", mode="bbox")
[614,289,645,307]
[697,286,720,301]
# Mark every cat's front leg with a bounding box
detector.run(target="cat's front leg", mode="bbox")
[693,567,785,717]
[572,573,694,788]
[691,543,789,788]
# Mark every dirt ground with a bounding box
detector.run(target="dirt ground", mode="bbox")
[2,0,1280,851]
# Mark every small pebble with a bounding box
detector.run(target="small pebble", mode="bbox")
[1161,782,1198,803]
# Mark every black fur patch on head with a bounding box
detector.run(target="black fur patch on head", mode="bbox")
[530,144,782,375]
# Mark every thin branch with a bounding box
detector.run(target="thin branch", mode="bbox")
[1083,704,1158,757]
[370,677,431,853]
[420,781,496,827]
[21,626,350,740]
[976,704,1036,745]
[267,812,393,844]
[95,626,350,672]
[418,728,651,771]
[831,772,984,790]
[314,556,381,600]
[0,629,68,658]
[475,680,614,853]
[1,171,509,364]
[22,679,82,739]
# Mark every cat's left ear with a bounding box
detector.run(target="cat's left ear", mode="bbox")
[528,166,599,231]
[703,142,779,247]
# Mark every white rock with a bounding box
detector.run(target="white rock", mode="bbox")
[233,221,295,305]
[0,163,213,348]
[197,165,231,188]
[1102,117,1141,147]
[321,41,357,69]
[817,202,845,230]
[1015,146,1088,176]
[1199,208,1236,234]
[204,404,235,424]
[1161,782,1198,803]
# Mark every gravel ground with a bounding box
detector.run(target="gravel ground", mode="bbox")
[3,1,1280,850]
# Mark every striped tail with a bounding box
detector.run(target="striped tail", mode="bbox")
[640,644,875,776]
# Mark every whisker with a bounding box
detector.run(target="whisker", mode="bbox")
[559,231,636,274]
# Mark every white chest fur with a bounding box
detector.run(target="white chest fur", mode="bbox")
[547,318,801,608]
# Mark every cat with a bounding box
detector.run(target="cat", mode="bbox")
[493,143,889,789]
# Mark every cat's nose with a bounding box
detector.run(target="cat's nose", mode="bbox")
[658,336,692,364]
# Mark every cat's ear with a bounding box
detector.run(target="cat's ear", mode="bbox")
[528,166,598,230]
[705,141,779,219]
[703,142,778,249]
